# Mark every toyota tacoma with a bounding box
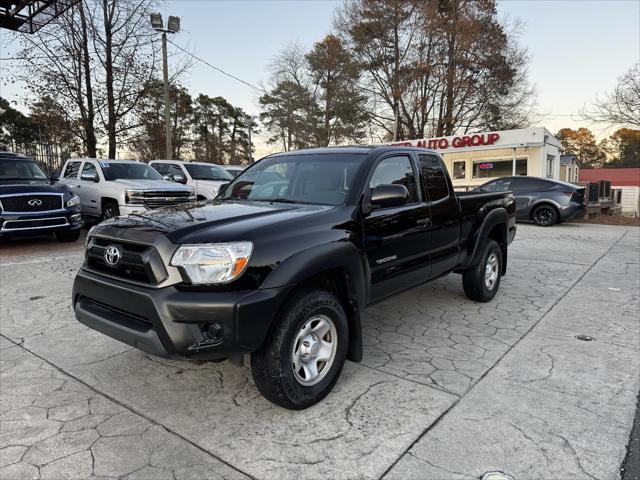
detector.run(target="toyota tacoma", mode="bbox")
[72,146,516,409]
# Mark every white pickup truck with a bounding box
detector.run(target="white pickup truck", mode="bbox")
[149,160,234,200]
[59,158,195,219]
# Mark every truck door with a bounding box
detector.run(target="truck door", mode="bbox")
[60,160,82,191]
[77,161,101,216]
[363,154,432,302]
[418,154,461,278]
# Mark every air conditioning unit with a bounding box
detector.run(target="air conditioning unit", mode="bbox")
[599,180,611,200]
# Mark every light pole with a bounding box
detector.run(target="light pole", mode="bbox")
[150,13,180,160]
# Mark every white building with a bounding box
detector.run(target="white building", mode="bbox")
[392,127,563,190]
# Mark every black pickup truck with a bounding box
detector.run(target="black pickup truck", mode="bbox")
[72,146,516,409]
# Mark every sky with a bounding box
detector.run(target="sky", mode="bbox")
[1,0,639,157]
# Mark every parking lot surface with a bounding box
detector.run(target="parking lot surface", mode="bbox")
[1,223,638,480]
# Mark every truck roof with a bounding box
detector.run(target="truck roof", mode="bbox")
[150,160,227,167]
[68,158,142,164]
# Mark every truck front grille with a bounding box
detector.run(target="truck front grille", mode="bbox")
[140,191,194,209]
[0,194,63,213]
[78,296,153,332]
[85,237,167,285]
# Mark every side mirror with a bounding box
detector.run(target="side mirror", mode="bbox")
[217,182,229,196]
[171,173,187,184]
[81,172,99,183]
[49,173,59,183]
[369,184,409,209]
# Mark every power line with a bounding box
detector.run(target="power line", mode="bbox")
[166,39,265,93]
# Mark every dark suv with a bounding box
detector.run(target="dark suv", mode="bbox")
[0,153,83,241]
[475,176,585,226]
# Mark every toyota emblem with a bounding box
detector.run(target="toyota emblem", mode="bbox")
[28,199,43,207]
[104,245,121,267]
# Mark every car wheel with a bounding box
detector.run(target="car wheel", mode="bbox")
[251,288,349,410]
[532,204,558,226]
[102,202,120,220]
[55,229,81,242]
[462,239,502,302]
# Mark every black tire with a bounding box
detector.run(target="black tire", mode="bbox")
[532,204,558,226]
[55,229,81,243]
[251,288,349,410]
[102,201,120,220]
[462,239,502,302]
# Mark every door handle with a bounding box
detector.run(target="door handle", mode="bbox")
[417,218,431,227]
[76,184,81,188]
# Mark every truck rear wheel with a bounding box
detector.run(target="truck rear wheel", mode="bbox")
[462,239,502,302]
[251,288,348,409]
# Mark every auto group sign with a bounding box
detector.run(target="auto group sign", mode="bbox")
[392,132,501,150]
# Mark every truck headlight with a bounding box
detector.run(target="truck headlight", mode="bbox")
[125,189,145,205]
[66,195,80,207]
[170,242,253,284]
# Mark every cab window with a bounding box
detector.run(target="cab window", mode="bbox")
[81,162,98,177]
[63,161,81,179]
[369,156,418,203]
[419,154,449,202]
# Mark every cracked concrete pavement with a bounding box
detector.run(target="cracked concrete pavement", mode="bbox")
[1,223,638,479]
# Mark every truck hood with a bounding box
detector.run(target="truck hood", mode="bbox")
[112,179,192,191]
[98,200,334,243]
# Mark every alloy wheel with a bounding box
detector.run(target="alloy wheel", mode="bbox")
[291,314,337,386]
[484,253,499,290]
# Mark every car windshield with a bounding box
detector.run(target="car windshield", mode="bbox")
[184,163,233,181]
[0,158,48,182]
[100,162,163,181]
[220,153,364,206]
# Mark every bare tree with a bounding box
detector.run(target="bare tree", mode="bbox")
[12,0,162,159]
[335,0,536,140]
[12,2,99,156]
[87,0,159,158]
[585,64,640,128]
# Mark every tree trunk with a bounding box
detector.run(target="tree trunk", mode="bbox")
[78,3,97,157]
[102,0,116,158]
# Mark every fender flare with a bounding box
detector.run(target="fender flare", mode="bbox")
[261,241,366,362]
[462,208,509,271]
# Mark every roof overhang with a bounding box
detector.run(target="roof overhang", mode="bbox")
[0,0,80,34]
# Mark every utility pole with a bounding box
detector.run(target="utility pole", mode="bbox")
[151,13,181,160]
[162,32,171,160]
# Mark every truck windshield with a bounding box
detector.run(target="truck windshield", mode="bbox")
[184,163,233,181]
[0,158,48,182]
[220,153,364,205]
[101,162,163,181]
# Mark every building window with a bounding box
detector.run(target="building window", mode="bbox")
[546,155,555,178]
[452,161,466,179]
[472,158,527,179]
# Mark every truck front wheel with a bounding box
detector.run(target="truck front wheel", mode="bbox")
[462,239,502,302]
[251,288,348,409]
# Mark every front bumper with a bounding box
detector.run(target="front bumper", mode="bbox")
[118,204,149,216]
[72,269,289,361]
[0,208,82,237]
